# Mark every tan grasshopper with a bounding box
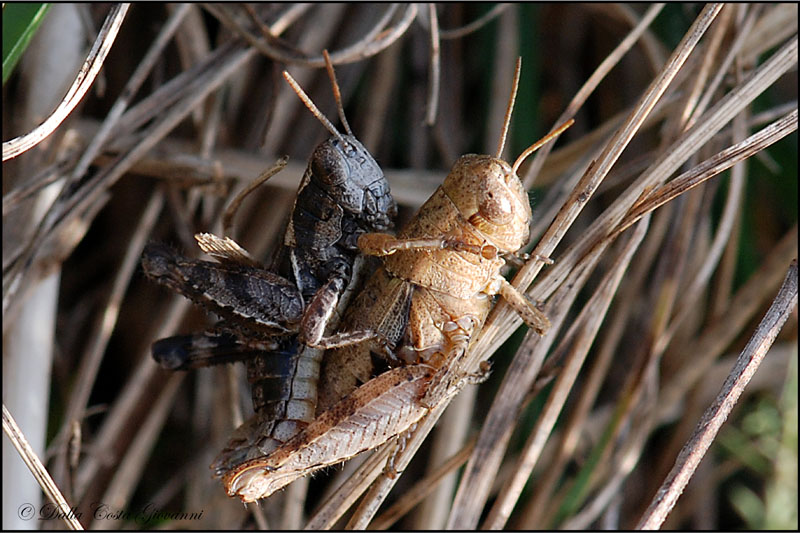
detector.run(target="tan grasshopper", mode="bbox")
[220,58,572,503]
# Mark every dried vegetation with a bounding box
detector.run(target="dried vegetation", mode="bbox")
[2,3,797,530]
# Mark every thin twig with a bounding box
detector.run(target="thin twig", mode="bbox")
[636,260,798,529]
[618,109,798,234]
[483,217,650,529]
[305,445,394,529]
[70,4,192,182]
[2,4,130,161]
[91,374,185,527]
[689,4,762,129]
[205,3,417,67]
[370,436,477,530]
[3,405,83,530]
[517,216,664,526]
[675,4,733,132]
[3,41,256,319]
[658,225,799,427]
[522,2,665,188]
[51,192,165,488]
[73,296,191,500]
[424,3,441,126]
[438,3,509,40]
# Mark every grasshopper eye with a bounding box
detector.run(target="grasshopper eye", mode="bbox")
[478,180,513,225]
[312,145,347,185]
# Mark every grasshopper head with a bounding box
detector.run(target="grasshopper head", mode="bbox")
[442,154,532,253]
[311,135,397,232]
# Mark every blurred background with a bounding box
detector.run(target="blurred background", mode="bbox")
[3,3,796,530]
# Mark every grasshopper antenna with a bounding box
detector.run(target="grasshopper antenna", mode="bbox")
[283,70,347,145]
[496,57,522,160]
[511,118,574,175]
[322,50,353,137]
[222,156,289,235]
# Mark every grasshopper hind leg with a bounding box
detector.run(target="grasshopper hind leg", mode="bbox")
[151,333,278,370]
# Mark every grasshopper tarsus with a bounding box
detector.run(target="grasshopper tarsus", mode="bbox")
[466,360,493,385]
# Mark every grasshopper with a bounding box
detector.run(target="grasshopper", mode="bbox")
[221,58,572,502]
[142,51,396,471]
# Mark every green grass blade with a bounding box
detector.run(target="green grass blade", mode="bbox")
[3,3,51,85]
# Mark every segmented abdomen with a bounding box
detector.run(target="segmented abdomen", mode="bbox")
[212,337,322,475]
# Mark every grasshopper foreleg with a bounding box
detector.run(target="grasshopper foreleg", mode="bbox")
[358,233,500,260]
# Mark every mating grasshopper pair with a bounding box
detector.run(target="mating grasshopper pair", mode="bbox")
[143,51,396,471]
[145,55,570,503]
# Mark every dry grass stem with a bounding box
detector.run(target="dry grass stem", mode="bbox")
[438,3,508,40]
[424,4,441,126]
[371,436,476,530]
[620,108,798,234]
[3,405,83,530]
[3,41,256,318]
[637,260,798,529]
[305,445,393,529]
[72,297,190,501]
[206,4,417,67]
[69,4,193,183]
[2,4,130,161]
[92,374,184,527]
[447,5,726,527]
[50,192,165,489]
[659,225,798,418]
[484,218,650,529]
[522,2,666,189]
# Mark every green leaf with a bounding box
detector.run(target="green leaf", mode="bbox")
[3,3,51,85]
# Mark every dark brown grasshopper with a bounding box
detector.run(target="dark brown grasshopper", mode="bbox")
[221,59,572,502]
[142,52,396,471]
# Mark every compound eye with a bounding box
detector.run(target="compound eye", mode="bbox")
[478,179,513,225]
[312,143,347,185]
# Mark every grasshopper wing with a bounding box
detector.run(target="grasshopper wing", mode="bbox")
[220,364,435,502]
